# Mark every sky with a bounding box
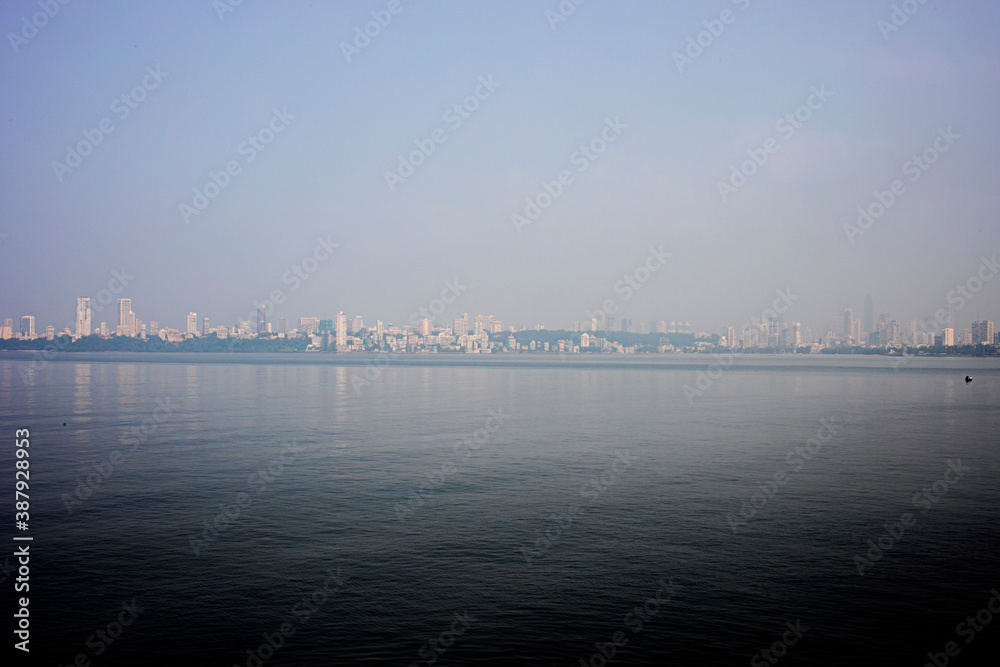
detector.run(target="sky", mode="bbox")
[2,0,999,336]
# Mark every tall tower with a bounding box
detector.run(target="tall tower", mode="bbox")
[863,294,873,336]
[336,311,346,348]
[76,297,92,338]
[256,305,266,335]
[843,308,853,340]
[20,315,35,339]
[118,299,133,337]
[187,312,198,335]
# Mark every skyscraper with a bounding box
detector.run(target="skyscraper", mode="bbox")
[971,320,994,345]
[454,314,468,336]
[256,306,266,334]
[76,297,91,338]
[0,318,12,340]
[336,311,346,348]
[118,299,133,336]
[202,317,210,336]
[843,308,853,340]
[20,315,35,338]
[863,295,873,336]
[187,312,198,335]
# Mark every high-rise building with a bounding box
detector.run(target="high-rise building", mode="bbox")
[45,325,55,341]
[20,315,35,339]
[376,320,384,338]
[453,314,467,336]
[352,315,363,333]
[336,311,346,347]
[863,295,874,336]
[843,308,853,340]
[621,318,632,333]
[942,328,955,346]
[100,322,109,336]
[299,317,319,335]
[187,312,198,336]
[150,321,159,336]
[76,297,92,338]
[256,306,266,334]
[972,320,994,345]
[277,317,288,335]
[0,318,12,340]
[116,300,132,336]
[202,317,210,336]
[475,315,494,336]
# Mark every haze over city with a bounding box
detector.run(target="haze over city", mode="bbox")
[2,1,999,336]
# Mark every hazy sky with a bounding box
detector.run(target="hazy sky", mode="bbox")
[2,0,999,335]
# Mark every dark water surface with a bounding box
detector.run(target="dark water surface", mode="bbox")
[2,354,998,665]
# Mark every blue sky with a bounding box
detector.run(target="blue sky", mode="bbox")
[2,0,999,334]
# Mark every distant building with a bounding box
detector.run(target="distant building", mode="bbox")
[336,312,346,348]
[20,315,35,338]
[76,297,91,338]
[971,320,994,345]
[942,328,955,346]
[202,317,210,336]
[256,306,267,334]
[186,311,198,336]
[863,295,873,337]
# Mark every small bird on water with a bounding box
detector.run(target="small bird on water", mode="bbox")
[965,376,973,383]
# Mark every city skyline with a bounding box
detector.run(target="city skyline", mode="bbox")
[3,291,997,351]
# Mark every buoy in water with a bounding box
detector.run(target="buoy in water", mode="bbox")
[965,376,972,383]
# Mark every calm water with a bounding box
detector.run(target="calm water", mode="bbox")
[2,353,999,665]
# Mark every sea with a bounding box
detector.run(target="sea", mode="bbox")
[1,352,998,666]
